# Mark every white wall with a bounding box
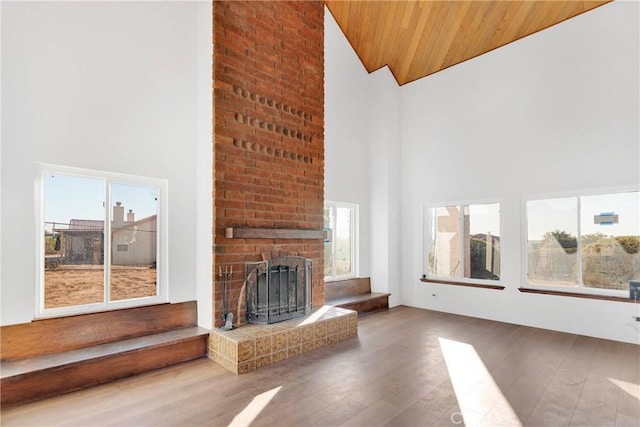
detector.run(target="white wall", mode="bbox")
[195,0,214,330]
[400,1,640,343]
[324,9,372,280]
[1,1,212,327]
[368,69,402,306]
[325,8,402,301]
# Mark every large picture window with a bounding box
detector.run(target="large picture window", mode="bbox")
[525,190,639,295]
[324,202,357,280]
[38,165,167,317]
[425,202,501,282]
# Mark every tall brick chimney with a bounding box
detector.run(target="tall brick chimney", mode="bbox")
[212,1,325,327]
[113,202,124,228]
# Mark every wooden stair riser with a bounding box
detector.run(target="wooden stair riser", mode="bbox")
[336,296,389,315]
[325,278,390,315]
[1,302,198,361]
[1,336,207,406]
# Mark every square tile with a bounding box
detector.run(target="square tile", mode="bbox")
[287,328,302,346]
[314,322,327,339]
[273,332,287,352]
[326,318,338,336]
[227,341,238,361]
[223,357,237,374]
[256,335,272,358]
[238,360,255,375]
[256,355,272,369]
[273,350,288,363]
[347,313,358,329]
[221,337,232,358]
[301,325,314,343]
[288,345,302,358]
[336,316,348,332]
[238,340,255,362]
[209,332,219,353]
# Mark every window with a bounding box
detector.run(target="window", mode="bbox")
[425,202,501,282]
[324,202,357,280]
[38,165,167,317]
[526,190,639,295]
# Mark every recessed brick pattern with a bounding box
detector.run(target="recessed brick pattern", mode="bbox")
[231,138,314,164]
[232,86,314,122]
[209,307,357,375]
[234,112,314,143]
[212,1,325,328]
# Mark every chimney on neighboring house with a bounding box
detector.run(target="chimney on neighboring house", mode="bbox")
[127,209,135,223]
[113,202,124,227]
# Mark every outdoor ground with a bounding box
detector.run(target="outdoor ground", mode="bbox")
[44,265,157,309]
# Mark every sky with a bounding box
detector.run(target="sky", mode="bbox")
[44,174,158,231]
[527,192,639,240]
[429,193,639,242]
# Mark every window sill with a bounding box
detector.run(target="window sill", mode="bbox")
[420,277,505,290]
[518,288,639,304]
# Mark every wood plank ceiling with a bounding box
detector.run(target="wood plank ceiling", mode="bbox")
[325,0,612,85]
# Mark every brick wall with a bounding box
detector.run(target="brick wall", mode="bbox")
[212,1,325,327]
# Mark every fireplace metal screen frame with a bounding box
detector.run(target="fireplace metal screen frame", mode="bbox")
[245,256,312,324]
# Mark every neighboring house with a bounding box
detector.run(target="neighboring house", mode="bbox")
[54,204,156,267]
[54,219,104,265]
[111,215,157,267]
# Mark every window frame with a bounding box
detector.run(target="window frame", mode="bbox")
[423,199,503,286]
[324,201,358,282]
[521,186,639,298]
[35,164,169,318]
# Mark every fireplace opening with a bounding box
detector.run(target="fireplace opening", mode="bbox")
[245,256,312,324]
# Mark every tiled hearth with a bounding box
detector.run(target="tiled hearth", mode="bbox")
[209,306,358,375]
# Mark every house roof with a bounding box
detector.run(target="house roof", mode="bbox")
[68,219,104,231]
[55,215,157,233]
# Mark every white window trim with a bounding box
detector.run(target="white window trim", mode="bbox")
[423,198,503,286]
[324,201,358,282]
[35,163,169,318]
[521,185,639,298]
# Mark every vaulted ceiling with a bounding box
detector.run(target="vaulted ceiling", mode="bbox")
[325,0,612,85]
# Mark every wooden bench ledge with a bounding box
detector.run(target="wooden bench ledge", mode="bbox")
[326,292,390,307]
[325,278,390,315]
[1,327,209,379]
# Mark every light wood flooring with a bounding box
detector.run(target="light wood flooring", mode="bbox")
[2,306,639,426]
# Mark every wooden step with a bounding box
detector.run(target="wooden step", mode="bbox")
[0,302,209,406]
[325,278,390,315]
[1,326,209,406]
[327,293,390,315]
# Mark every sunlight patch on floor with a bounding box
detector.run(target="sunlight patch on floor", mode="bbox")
[438,337,521,426]
[609,378,640,400]
[228,386,282,427]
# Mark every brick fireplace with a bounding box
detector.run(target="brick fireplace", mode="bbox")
[212,0,325,333]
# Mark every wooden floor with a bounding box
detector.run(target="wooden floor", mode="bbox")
[2,306,638,426]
